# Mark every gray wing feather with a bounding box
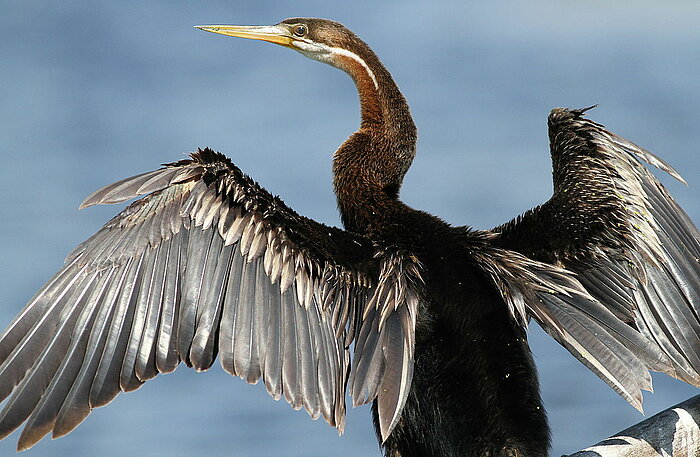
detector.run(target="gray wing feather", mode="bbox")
[262,278,283,400]
[187,229,226,372]
[0,271,100,443]
[570,112,700,386]
[232,256,262,382]
[154,228,183,374]
[0,260,87,405]
[119,244,159,392]
[376,306,414,441]
[0,149,390,449]
[349,250,422,442]
[89,254,145,408]
[477,247,665,411]
[53,267,127,438]
[350,305,383,404]
[189,242,234,372]
[494,107,700,410]
[219,249,244,376]
[177,217,214,363]
[532,293,651,409]
[15,271,111,450]
[135,239,170,381]
[281,286,302,410]
[295,291,320,418]
[253,262,270,382]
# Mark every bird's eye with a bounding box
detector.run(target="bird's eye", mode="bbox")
[293,25,307,37]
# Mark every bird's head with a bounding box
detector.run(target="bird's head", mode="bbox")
[195,18,379,86]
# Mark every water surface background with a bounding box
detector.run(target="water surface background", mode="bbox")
[0,1,699,456]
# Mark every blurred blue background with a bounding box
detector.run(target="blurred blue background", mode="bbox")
[0,1,698,456]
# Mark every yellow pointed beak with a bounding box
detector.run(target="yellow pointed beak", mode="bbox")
[194,24,294,47]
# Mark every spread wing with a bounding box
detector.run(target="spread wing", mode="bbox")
[0,148,422,449]
[494,107,700,407]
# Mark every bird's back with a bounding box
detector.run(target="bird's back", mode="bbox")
[367,207,550,457]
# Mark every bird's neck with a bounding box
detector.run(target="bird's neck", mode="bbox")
[331,50,417,235]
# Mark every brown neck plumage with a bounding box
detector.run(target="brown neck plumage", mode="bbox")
[331,43,417,234]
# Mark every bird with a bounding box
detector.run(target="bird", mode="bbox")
[0,17,699,457]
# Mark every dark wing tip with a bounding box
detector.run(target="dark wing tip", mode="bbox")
[189,147,234,168]
[573,104,598,115]
[548,105,597,124]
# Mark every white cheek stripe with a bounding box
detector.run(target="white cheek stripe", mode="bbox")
[294,41,378,90]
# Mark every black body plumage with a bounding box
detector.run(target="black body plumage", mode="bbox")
[0,18,699,457]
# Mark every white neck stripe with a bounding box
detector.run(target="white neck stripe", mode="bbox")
[329,47,379,90]
[293,40,379,90]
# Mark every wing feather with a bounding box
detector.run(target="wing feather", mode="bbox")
[188,235,229,372]
[219,248,244,376]
[119,245,159,392]
[281,286,302,410]
[154,228,183,374]
[232,256,262,382]
[262,278,283,400]
[0,261,89,405]
[0,148,403,449]
[0,147,431,449]
[494,107,700,408]
[349,249,422,441]
[15,277,106,451]
[52,267,127,439]
[89,254,145,408]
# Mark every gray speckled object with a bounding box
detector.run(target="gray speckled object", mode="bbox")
[567,395,700,457]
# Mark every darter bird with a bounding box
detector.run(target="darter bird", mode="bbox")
[0,18,699,457]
